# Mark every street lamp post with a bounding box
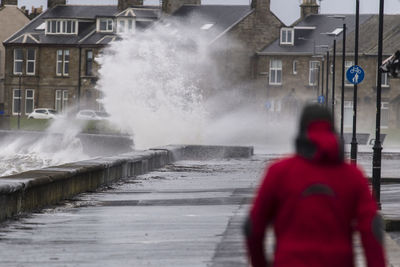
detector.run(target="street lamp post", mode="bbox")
[372,0,385,209]
[325,50,330,108]
[18,74,22,130]
[332,39,336,118]
[341,23,346,140]
[351,0,360,165]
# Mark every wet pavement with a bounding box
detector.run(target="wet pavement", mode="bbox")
[0,155,270,266]
[0,154,399,266]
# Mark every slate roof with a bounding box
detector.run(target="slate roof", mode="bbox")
[4,5,160,46]
[260,13,400,56]
[171,5,253,43]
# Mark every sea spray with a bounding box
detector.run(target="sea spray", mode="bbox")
[96,20,209,149]
[96,17,298,151]
[0,115,90,177]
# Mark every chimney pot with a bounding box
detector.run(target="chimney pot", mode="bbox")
[47,0,66,9]
[118,0,143,11]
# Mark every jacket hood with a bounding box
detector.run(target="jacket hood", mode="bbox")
[295,105,344,164]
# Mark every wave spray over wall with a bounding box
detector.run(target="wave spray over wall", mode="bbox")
[97,19,296,151]
[97,21,209,149]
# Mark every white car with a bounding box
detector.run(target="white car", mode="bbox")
[76,110,110,121]
[27,108,58,119]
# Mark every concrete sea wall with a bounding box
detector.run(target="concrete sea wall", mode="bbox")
[0,145,253,222]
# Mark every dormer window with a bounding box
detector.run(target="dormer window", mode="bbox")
[98,18,114,32]
[280,28,294,45]
[46,20,77,35]
[117,18,135,34]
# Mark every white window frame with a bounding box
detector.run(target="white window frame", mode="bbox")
[345,61,354,86]
[26,48,35,75]
[269,59,282,85]
[56,50,70,76]
[13,48,23,75]
[117,18,135,34]
[46,19,77,35]
[55,90,68,112]
[309,61,320,86]
[344,100,353,127]
[293,60,298,75]
[62,90,68,110]
[381,102,389,128]
[25,89,35,115]
[12,89,22,115]
[280,28,294,45]
[55,90,62,111]
[97,18,114,32]
[381,72,389,87]
[63,50,70,76]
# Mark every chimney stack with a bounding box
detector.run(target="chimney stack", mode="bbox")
[251,0,270,12]
[300,0,319,18]
[118,0,143,11]
[162,0,201,14]
[47,0,66,9]
[2,0,18,5]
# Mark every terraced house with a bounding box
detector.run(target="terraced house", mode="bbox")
[3,0,160,116]
[254,0,400,136]
[2,0,283,117]
[0,0,30,111]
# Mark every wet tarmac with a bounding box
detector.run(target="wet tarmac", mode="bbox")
[0,155,271,266]
[0,153,399,266]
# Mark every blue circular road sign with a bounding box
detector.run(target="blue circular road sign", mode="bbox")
[317,95,325,104]
[346,65,365,85]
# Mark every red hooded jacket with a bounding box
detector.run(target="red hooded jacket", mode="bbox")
[245,108,386,267]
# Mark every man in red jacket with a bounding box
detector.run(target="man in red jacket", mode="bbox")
[244,104,386,267]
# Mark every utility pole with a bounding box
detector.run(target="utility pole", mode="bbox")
[372,0,384,209]
[351,0,360,165]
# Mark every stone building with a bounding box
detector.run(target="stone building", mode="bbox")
[0,0,30,110]
[3,0,283,117]
[255,0,400,135]
[3,0,160,116]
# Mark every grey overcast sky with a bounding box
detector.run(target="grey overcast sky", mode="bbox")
[16,0,400,25]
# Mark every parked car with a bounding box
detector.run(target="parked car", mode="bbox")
[76,110,110,121]
[27,108,58,119]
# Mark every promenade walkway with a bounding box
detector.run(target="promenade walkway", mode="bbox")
[0,154,399,266]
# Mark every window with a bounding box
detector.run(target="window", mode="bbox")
[46,20,77,34]
[56,50,70,76]
[381,72,389,87]
[293,60,298,75]
[344,100,353,127]
[99,18,113,32]
[269,59,282,85]
[119,20,125,33]
[117,19,135,34]
[25,89,34,114]
[381,102,389,128]
[14,49,23,75]
[86,50,93,76]
[309,61,320,86]
[345,61,354,86]
[280,28,294,45]
[62,90,68,110]
[26,49,35,75]
[12,89,21,115]
[55,90,68,112]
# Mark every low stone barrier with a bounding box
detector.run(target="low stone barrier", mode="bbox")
[0,145,253,222]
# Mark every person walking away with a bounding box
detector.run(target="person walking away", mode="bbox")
[244,104,386,267]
